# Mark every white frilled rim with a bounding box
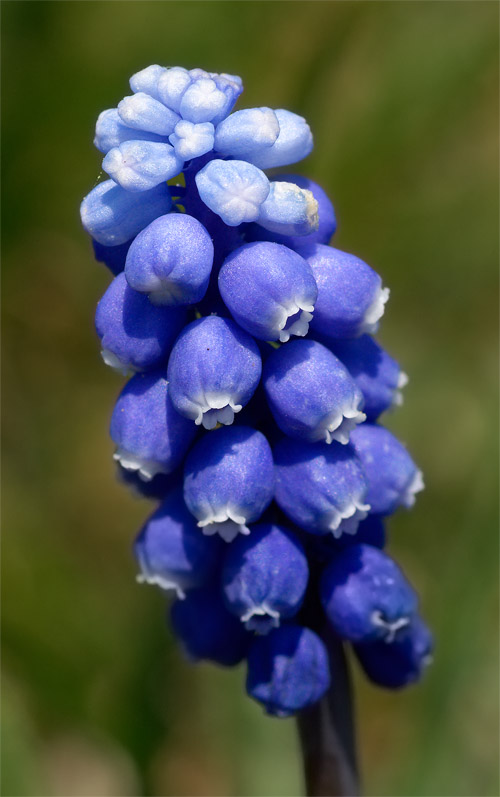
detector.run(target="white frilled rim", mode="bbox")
[321,495,371,538]
[391,370,409,408]
[316,398,367,445]
[197,504,250,543]
[359,284,390,336]
[241,603,280,634]
[135,549,185,599]
[101,348,135,377]
[371,611,411,644]
[113,447,167,482]
[191,391,243,430]
[274,297,315,344]
[401,468,425,508]
[147,280,186,306]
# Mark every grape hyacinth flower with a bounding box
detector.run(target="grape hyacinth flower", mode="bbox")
[263,338,366,444]
[81,63,432,795]
[218,242,318,342]
[167,315,261,429]
[183,425,274,542]
[222,523,309,632]
[134,486,222,597]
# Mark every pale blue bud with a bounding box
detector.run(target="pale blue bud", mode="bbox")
[256,180,319,237]
[214,107,279,159]
[94,108,168,154]
[129,64,166,101]
[169,120,215,161]
[80,179,172,246]
[195,159,270,226]
[118,92,180,136]
[103,141,183,192]
[246,109,313,169]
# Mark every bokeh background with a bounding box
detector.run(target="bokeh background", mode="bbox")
[2,2,499,795]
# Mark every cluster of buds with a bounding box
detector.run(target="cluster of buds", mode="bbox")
[81,65,433,718]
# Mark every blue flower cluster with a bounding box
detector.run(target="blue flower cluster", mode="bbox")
[81,65,433,719]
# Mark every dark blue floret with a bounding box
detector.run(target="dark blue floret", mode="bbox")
[320,544,419,643]
[222,523,309,632]
[246,625,330,717]
[355,616,434,689]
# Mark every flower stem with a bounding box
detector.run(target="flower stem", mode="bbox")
[296,571,360,797]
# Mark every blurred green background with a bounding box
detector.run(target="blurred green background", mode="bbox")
[2,2,499,795]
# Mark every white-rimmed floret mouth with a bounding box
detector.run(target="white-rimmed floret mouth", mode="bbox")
[101,348,136,377]
[275,298,315,343]
[192,391,243,430]
[322,496,371,538]
[316,400,366,445]
[135,549,186,598]
[401,468,425,508]
[146,280,187,306]
[241,604,281,634]
[391,371,409,409]
[113,447,168,482]
[371,611,411,644]
[359,284,390,336]
[197,505,250,542]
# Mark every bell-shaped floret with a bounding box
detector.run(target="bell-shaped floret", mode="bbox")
[350,424,424,516]
[274,438,370,538]
[95,272,186,374]
[302,244,389,339]
[246,175,337,250]
[263,339,366,445]
[222,524,309,633]
[110,372,197,481]
[329,336,407,422]
[125,213,213,306]
[118,92,180,136]
[245,109,313,170]
[169,120,214,160]
[214,107,279,159]
[320,544,419,644]
[256,181,319,238]
[170,585,250,666]
[133,486,222,597]
[218,242,317,342]
[129,64,166,101]
[80,179,172,246]
[195,159,270,226]
[103,141,183,192]
[246,625,330,717]
[167,316,261,429]
[354,616,434,689]
[183,426,274,542]
[94,108,169,154]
